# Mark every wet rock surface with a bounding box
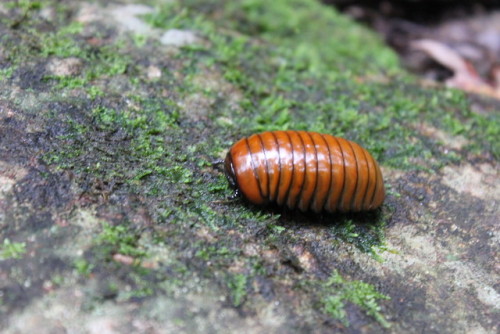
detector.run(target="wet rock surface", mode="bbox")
[0,1,498,333]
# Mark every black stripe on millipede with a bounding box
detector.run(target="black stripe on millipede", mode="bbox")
[270,131,281,201]
[257,133,271,199]
[305,131,319,211]
[293,131,307,210]
[334,137,347,212]
[283,131,295,208]
[368,153,379,208]
[245,137,265,201]
[320,134,333,211]
[346,141,360,211]
[358,148,371,210]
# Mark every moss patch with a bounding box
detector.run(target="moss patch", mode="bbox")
[0,239,26,260]
[320,270,391,328]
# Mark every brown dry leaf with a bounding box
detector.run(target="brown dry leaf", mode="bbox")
[412,39,500,99]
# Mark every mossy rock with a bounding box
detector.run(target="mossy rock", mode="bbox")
[0,1,498,333]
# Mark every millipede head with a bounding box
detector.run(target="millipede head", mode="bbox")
[224,151,237,189]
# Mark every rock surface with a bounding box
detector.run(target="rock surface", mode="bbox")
[0,1,498,333]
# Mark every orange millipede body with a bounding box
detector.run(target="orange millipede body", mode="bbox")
[224,131,385,213]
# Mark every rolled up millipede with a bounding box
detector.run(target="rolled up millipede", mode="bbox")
[224,131,385,213]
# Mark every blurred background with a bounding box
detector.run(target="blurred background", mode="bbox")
[325,0,500,98]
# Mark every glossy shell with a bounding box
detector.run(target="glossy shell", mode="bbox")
[224,131,385,213]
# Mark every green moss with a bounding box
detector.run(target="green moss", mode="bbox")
[227,273,248,307]
[39,22,84,57]
[334,207,392,256]
[143,0,397,75]
[51,274,65,286]
[73,258,94,277]
[249,96,293,132]
[196,244,233,261]
[321,270,391,328]
[468,111,500,159]
[224,0,400,74]
[142,1,211,31]
[87,85,105,99]
[97,222,147,259]
[0,67,14,81]
[0,239,26,260]
[4,0,42,11]
[89,44,131,77]
[266,222,286,235]
[1,6,131,95]
[119,285,154,300]
[46,45,130,96]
